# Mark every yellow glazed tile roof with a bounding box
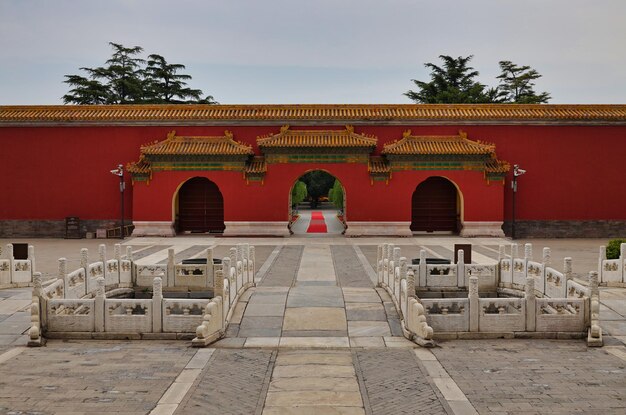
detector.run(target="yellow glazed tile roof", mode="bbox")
[383,130,495,155]
[368,157,391,173]
[3,104,624,124]
[245,157,267,174]
[127,156,151,174]
[257,125,377,148]
[485,159,511,173]
[141,130,253,156]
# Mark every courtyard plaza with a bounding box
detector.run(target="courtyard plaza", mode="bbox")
[0,235,625,414]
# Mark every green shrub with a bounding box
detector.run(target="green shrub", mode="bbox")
[329,179,343,210]
[291,181,308,206]
[606,239,626,259]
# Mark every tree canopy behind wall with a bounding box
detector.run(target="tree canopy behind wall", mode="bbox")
[63,42,217,105]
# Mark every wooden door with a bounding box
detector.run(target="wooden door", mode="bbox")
[178,178,225,233]
[411,177,458,232]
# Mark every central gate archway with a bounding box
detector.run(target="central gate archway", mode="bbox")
[411,177,459,233]
[177,177,225,233]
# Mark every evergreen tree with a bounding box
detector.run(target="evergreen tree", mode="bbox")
[144,54,216,104]
[63,42,216,105]
[405,55,491,104]
[328,180,344,210]
[496,60,551,103]
[291,181,308,206]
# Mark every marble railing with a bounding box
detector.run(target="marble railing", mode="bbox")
[377,243,602,347]
[377,244,434,346]
[28,243,256,347]
[598,243,626,286]
[0,244,35,288]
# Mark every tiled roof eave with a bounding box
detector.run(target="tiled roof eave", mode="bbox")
[3,104,626,125]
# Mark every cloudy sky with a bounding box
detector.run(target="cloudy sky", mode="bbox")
[1,0,624,105]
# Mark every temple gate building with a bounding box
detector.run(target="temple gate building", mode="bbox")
[1,104,625,238]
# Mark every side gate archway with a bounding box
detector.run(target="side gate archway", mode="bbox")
[176,177,225,233]
[411,176,460,233]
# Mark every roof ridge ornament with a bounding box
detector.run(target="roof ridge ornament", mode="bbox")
[345,125,354,134]
[280,125,289,134]
[403,129,412,138]
[459,130,467,139]
[167,130,176,140]
[224,130,233,139]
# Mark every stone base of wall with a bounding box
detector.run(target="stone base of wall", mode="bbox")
[0,219,119,238]
[504,220,626,238]
[132,221,176,237]
[345,222,413,237]
[223,221,290,237]
[460,221,505,237]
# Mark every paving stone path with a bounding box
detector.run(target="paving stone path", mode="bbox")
[1,238,626,414]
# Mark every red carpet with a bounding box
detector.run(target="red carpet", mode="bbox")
[306,211,327,233]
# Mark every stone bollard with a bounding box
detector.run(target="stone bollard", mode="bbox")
[152,276,163,333]
[80,248,89,270]
[498,245,506,262]
[525,276,536,331]
[457,249,465,287]
[419,249,427,288]
[588,271,602,346]
[250,246,256,284]
[469,276,479,332]
[167,248,175,287]
[28,245,36,274]
[524,243,533,261]
[94,277,106,332]
[542,247,551,267]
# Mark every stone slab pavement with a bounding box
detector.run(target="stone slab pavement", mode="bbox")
[0,236,625,414]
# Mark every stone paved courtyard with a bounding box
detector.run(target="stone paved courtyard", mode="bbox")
[0,236,625,414]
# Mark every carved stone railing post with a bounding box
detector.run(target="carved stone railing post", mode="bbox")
[28,245,36,275]
[167,248,175,287]
[126,246,133,262]
[564,257,572,281]
[114,244,122,269]
[99,244,107,281]
[419,249,427,287]
[407,268,416,298]
[598,246,606,282]
[94,277,105,332]
[386,244,394,286]
[541,247,551,293]
[250,246,256,284]
[28,272,44,347]
[621,243,626,284]
[377,245,383,285]
[80,248,89,270]
[524,243,533,262]
[152,276,163,333]
[511,243,518,260]
[457,249,465,288]
[214,268,224,299]
[206,248,214,287]
[59,258,68,295]
[469,276,479,332]
[398,256,407,301]
[6,244,14,283]
[498,245,506,262]
[525,276,536,331]
[588,271,602,346]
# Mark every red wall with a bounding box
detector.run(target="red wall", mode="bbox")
[1,124,624,222]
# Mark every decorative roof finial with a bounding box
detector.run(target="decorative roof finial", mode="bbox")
[224,130,233,139]
[345,125,354,134]
[167,130,176,140]
[403,129,412,138]
[280,125,289,134]
[459,130,467,139]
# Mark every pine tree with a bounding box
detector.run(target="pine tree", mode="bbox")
[496,60,551,103]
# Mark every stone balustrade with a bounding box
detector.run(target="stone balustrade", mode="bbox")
[597,243,626,286]
[377,244,434,346]
[377,243,603,346]
[27,243,256,347]
[0,244,35,288]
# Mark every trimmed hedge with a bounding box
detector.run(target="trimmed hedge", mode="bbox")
[606,239,626,259]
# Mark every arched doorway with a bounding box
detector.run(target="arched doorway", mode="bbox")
[176,177,225,233]
[289,170,346,235]
[411,177,459,233]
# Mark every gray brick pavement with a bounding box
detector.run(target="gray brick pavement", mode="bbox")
[432,339,626,415]
[176,349,275,415]
[354,349,449,415]
[258,246,303,287]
